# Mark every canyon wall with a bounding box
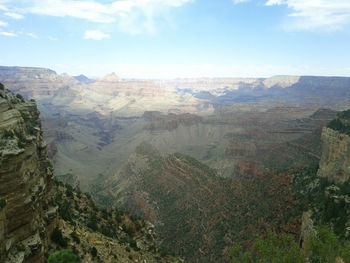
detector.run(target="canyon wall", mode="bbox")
[318,127,350,183]
[0,84,54,263]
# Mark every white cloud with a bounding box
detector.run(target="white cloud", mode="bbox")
[0,4,8,12]
[28,0,114,23]
[26,32,38,38]
[0,20,7,27]
[0,31,18,37]
[265,0,350,31]
[84,30,110,40]
[6,0,192,34]
[233,0,250,4]
[265,0,284,5]
[4,11,24,19]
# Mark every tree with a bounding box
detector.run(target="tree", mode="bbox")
[308,226,350,263]
[48,250,80,263]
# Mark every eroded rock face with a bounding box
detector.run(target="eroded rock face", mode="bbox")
[318,127,350,183]
[0,85,53,263]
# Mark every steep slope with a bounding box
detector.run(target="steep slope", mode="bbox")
[318,110,350,183]
[95,143,301,262]
[0,84,53,262]
[292,109,350,241]
[229,110,350,262]
[49,180,181,263]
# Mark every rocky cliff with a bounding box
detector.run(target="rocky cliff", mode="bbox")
[318,111,350,183]
[0,83,53,262]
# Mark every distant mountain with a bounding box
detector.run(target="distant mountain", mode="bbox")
[0,66,57,79]
[101,72,120,82]
[1,66,350,113]
[73,74,95,84]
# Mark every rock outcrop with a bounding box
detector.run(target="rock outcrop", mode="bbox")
[318,127,350,183]
[0,84,54,262]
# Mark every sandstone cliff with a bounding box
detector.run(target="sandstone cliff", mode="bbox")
[0,83,53,262]
[318,127,350,183]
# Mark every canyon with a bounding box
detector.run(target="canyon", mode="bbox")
[1,66,350,262]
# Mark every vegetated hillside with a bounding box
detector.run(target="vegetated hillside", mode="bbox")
[230,110,350,262]
[0,85,179,263]
[94,143,302,262]
[49,180,180,263]
[327,109,350,136]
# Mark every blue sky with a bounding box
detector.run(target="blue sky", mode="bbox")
[0,0,350,78]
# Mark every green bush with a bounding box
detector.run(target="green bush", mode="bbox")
[48,250,80,263]
[328,118,350,135]
[0,83,4,90]
[308,226,350,263]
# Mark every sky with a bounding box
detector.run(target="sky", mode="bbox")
[0,0,350,78]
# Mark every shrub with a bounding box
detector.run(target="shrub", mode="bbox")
[90,247,98,258]
[16,93,25,102]
[14,131,27,148]
[48,250,80,263]
[70,231,80,244]
[87,214,99,231]
[58,200,73,222]
[51,227,68,248]
[0,198,6,211]
[0,83,4,90]
[101,225,116,238]
[328,118,350,135]
[2,130,14,139]
[65,185,74,198]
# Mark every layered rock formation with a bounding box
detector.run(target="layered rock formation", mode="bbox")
[318,113,350,183]
[0,84,53,262]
